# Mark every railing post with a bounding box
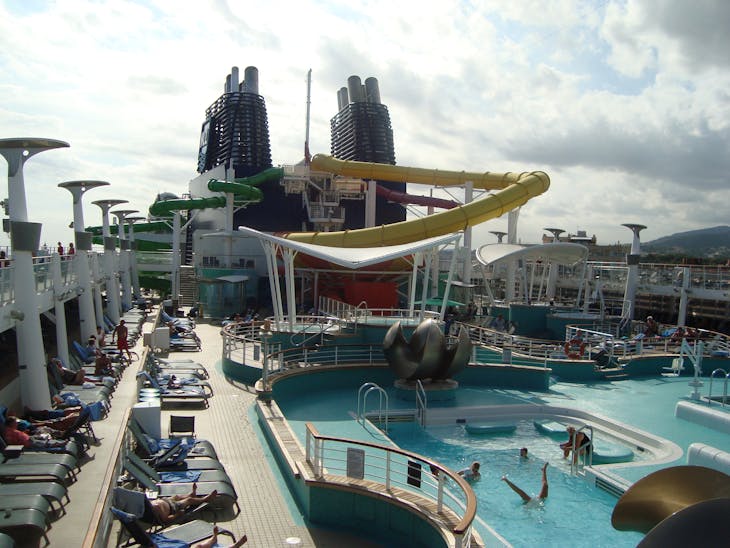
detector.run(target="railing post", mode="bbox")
[306,428,311,463]
[385,451,391,490]
[437,473,444,512]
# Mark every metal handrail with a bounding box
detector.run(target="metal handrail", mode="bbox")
[357,382,388,433]
[569,425,594,476]
[708,368,728,406]
[305,422,476,546]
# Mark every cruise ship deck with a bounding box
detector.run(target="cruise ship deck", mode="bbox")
[38,311,379,548]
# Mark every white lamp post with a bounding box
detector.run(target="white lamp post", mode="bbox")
[0,138,68,409]
[92,199,127,323]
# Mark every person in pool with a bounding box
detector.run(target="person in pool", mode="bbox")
[458,461,481,482]
[519,447,529,459]
[502,462,549,503]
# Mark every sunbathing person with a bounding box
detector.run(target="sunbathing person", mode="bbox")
[51,358,86,385]
[192,526,247,548]
[501,462,549,504]
[149,484,218,525]
[2,416,68,450]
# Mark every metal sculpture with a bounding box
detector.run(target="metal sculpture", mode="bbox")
[383,319,471,381]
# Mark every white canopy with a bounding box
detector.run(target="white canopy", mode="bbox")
[237,226,461,269]
[476,242,588,267]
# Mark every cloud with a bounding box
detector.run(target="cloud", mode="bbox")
[1,0,729,250]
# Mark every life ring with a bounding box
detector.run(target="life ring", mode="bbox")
[564,339,586,359]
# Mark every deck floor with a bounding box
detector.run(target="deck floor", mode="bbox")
[40,311,381,547]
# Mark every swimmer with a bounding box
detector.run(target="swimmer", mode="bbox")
[502,462,549,503]
[458,461,481,482]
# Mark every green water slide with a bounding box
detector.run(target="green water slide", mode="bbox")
[148,166,282,216]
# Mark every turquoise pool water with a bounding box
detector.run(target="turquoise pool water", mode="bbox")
[276,373,730,546]
[386,420,644,547]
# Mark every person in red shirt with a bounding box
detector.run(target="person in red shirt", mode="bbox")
[2,416,31,446]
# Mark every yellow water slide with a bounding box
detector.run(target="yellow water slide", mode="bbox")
[283,154,550,247]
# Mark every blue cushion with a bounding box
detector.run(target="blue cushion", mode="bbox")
[142,433,159,453]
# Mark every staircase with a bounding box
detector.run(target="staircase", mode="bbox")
[178,265,197,306]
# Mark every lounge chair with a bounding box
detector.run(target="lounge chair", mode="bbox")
[147,362,208,381]
[128,419,218,461]
[0,495,51,545]
[128,450,227,475]
[0,481,70,516]
[137,373,212,408]
[148,357,209,378]
[0,532,15,548]
[122,459,239,511]
[124,455,233,487]
[138,372,212,397]
[0,461,71,484]
[111,509,236,547]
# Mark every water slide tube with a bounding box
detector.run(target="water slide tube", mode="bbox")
[375,184,459,209]
[148,167,282,217]
[283,154,550,247]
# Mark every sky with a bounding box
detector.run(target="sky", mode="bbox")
[1,0,729,250]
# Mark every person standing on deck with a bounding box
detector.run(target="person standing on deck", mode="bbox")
[111,319,132,360]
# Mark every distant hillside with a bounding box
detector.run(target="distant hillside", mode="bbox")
[643,226,730,259]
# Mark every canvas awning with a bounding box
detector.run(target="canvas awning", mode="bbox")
[476,242,588,267]
[237,226,461,268]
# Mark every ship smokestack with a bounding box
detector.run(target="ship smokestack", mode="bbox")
[230,66,239,93]
[244,66,259,95]
[347,75,364,103]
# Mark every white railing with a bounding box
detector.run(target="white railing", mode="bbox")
[318,296,440,324]
[305,422,476,548]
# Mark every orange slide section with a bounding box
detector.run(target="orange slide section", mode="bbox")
[282,154,550,247]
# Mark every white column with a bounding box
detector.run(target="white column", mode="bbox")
[677,267,690,326]
[171,211,181,300]
[92,199,127,323]
[51,253,70,367]
[622,224,646,321]
[462,181,473,284]
[113,209,138,310]
[365,180,377,227]
[0,138,69,409]
[125,216,144,299]
[91,253,105,330]
[58,181,109,340]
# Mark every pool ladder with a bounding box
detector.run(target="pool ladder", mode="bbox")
[707,368,729,406]
[357,382,389,433]
[569,425,594,476]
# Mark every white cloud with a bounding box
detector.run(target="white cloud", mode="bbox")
[1,0,729,252]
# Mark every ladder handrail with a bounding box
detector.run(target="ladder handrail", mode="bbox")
[569,425,594,476]
[357,382,389,433]
[708,368,728,406]
[415,380,427,427]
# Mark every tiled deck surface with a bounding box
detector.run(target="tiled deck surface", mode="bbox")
[43,311,380,547]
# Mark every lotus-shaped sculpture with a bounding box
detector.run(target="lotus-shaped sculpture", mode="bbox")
[383,319,471,381]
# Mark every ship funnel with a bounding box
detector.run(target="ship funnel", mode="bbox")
[337,87,349,111]
[243,66,259,95]
[230,67,239,93]
[364,77,381,104]
[347,75,364,103]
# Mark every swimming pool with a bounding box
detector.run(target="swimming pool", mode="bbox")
[385,420,643,547]
[274,370,730,546]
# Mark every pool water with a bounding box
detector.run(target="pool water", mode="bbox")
[277,374,730,546]
[386,420,644,547]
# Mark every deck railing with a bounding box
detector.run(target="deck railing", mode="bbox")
[463,320,730,364]
[305,422,477,548]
